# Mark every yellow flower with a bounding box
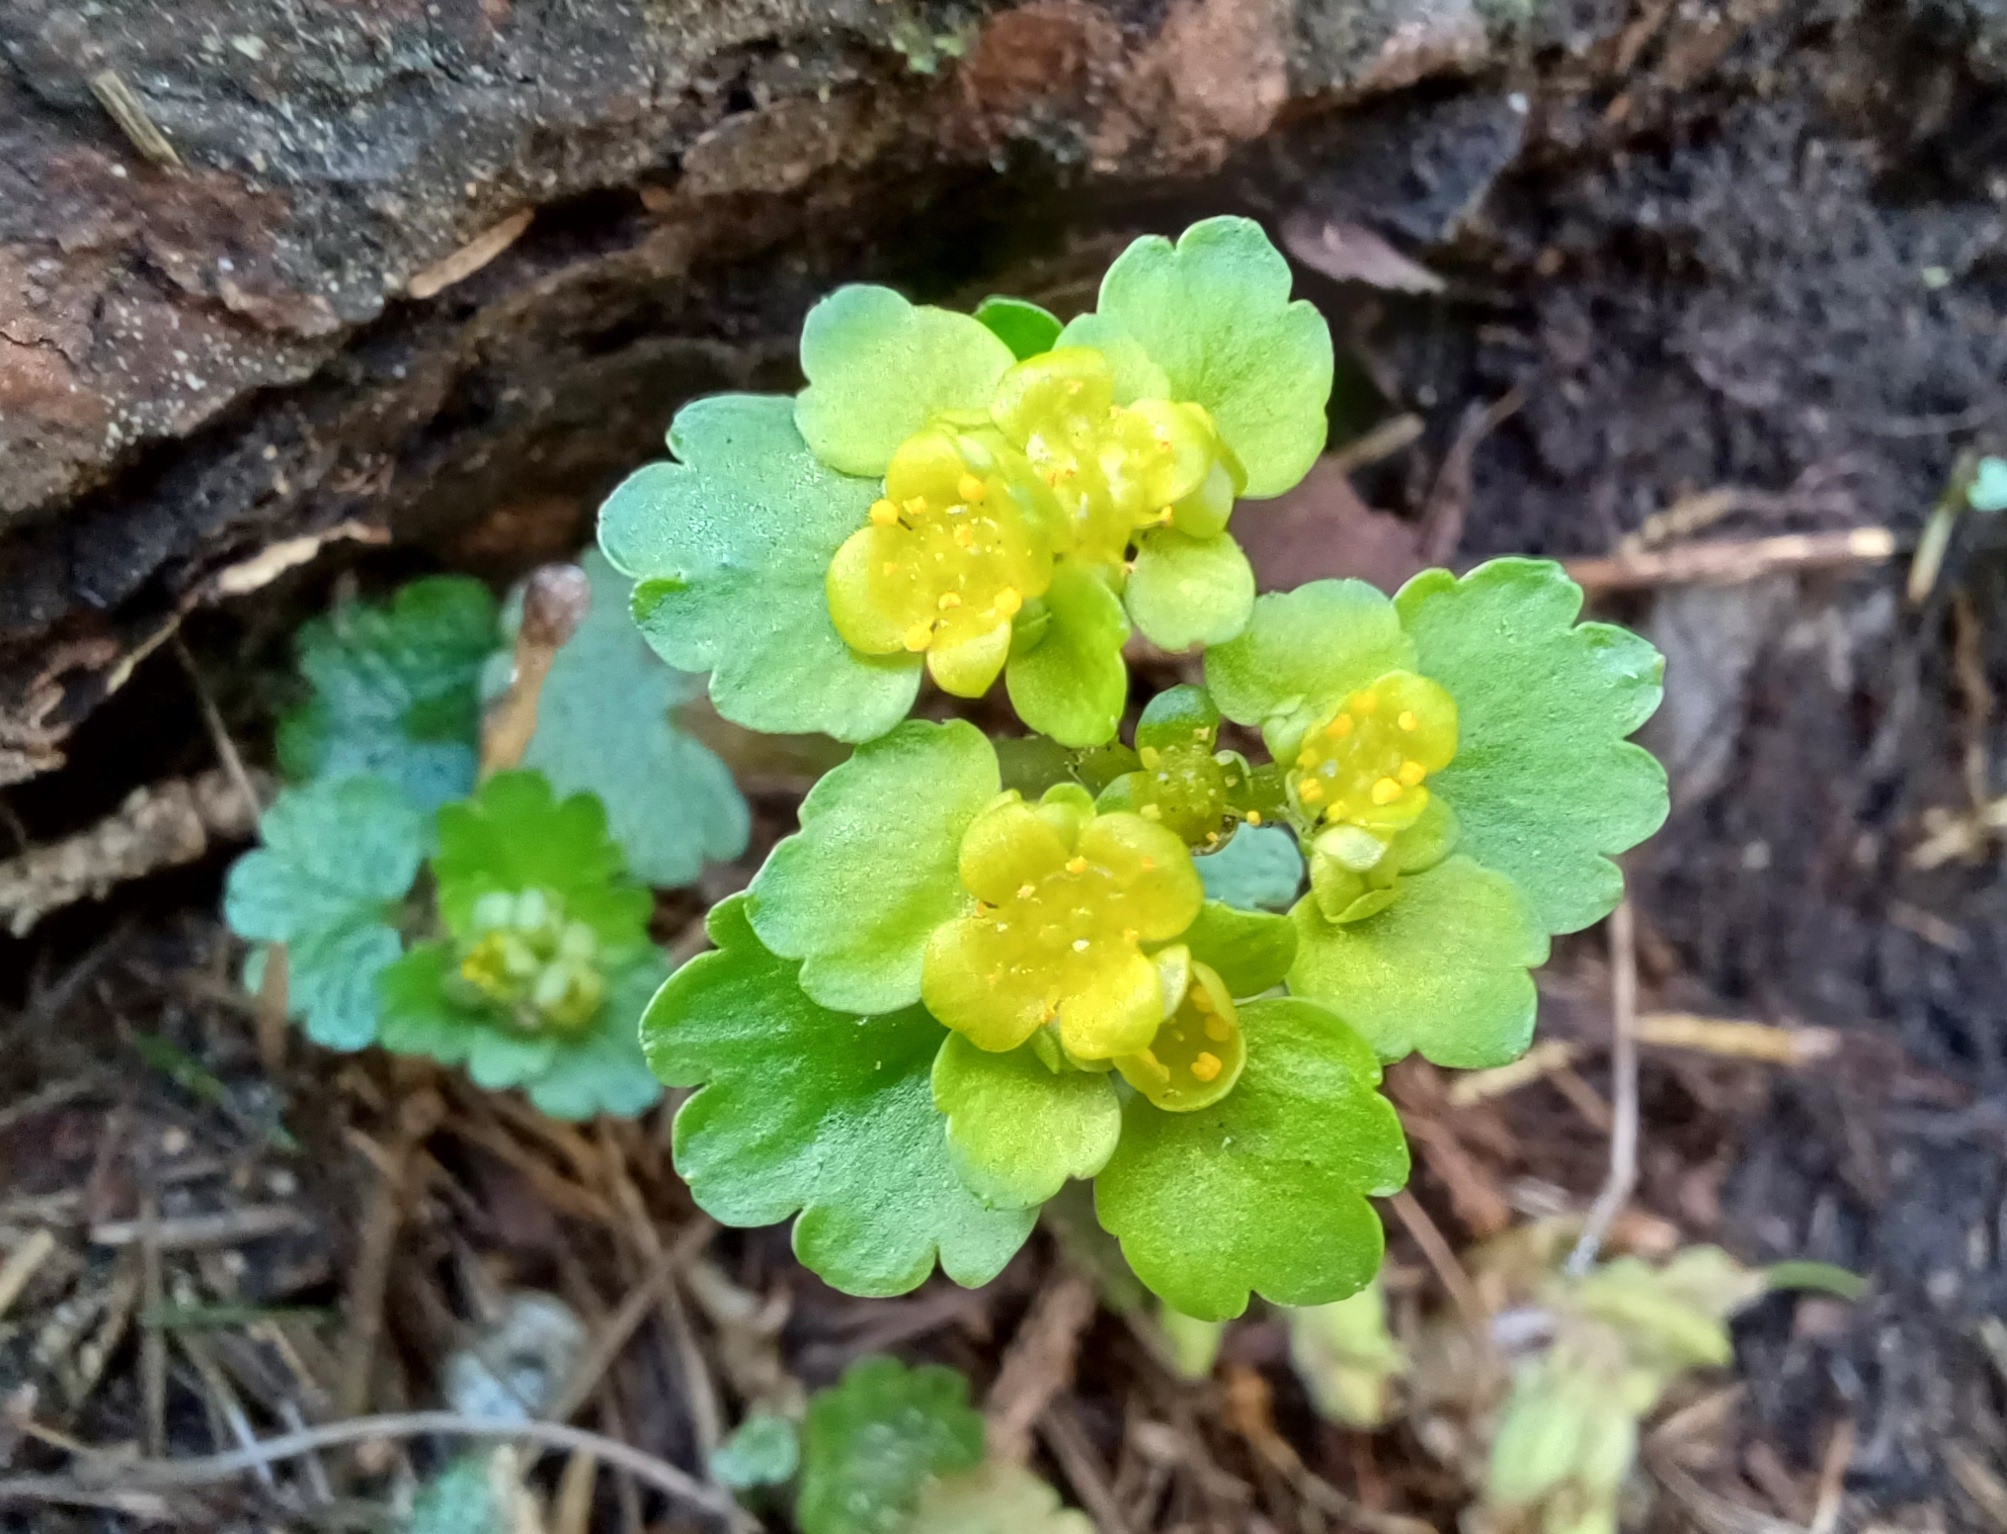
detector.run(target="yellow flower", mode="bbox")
[987,348,1242,565]
[921,784,1203,1060]
[1114,959,1245,1111]
[452,889,605,1032]
[825,427,1054,696]
[1289,671,1458,839]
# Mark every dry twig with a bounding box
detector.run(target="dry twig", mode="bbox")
[480,563,590,778]
[1566,528,1898,591]
[986,1270,1098,1464]
[1567,900,1638,1275]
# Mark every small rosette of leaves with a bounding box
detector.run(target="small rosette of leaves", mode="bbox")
[599,216,1332,749]
[1206,559,1669,1068]
[378,771,664,1120]
[645,718,1407,1318]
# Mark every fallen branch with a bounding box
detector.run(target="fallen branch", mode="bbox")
[0,768,270,937]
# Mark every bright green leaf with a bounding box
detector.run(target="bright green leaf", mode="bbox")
[909,1460,1094,1534]
[1287,855,1547,1067]
[1006,563,1130,748]
[377,946,665,1119]
[1094,217,1333,497]
[749,720,997,1015]
[598,394,922,743]
[1395,559,1668,935]
[797,1355,986,1534]
[1194,825,1303,912]
[974,296,1063,361]
[796,286,1015,476]
[932,1034,1121,1209]
[515,549,748,888]
[711,1413,801,1491]
[1206,580,1416,760]
[1096,996,1408,1321]
[1125,529,1255,652]
[223,776,424,1049]
[277,576,497,817]
[1180,900,1296,997]
[648,898,1034,1296]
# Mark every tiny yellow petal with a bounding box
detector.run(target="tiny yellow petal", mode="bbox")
[1371,777,1403,805]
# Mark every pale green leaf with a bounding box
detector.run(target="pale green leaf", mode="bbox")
[516,548,748,888]
[1094,217,1333,497]
[1125,529,1255,651]
[796,285,1015,476]
[598,394,922,743]
[1395,559,1668,935]
[797,1355,986,1534]
[648,899,1034,1296]
[749,720,997,1015]
[1180,900,1296,997]
[1287,855,1547,1067]
[1095,997,1408,1320]
[932,1034,1121,1209]
[1206,580,1416,760]
[908,1460,1094,1534]
[1005,563,1131,748]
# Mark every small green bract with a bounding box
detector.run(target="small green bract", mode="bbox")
[588,219,1671,1318]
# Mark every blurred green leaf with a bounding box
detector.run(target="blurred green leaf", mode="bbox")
[711,1412,801,1491]
[797,1355,985,1534]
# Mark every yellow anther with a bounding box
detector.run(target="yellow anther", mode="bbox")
[1204,1014,1230,1042]
[1141,803,1162,820]
[1299,779,1325,804]
[1189,987,1214,1013]
[1352,691,1379,716]
[904,497,928,516]
[1245,810,1262,826]
[869,498,900,527]
[1398,710,1419,731]
[1327,714,1354,739]
[902,620,934,652]
[1190,1052,1223,1083]
[994,587,1023,617]
[1371,777,1403,805]
[1398,760,1427,787]
[1066,856,1089,875]
[1135,1047,1168,1076]
[1017,883,1037,900]
[957,473,987,503]
[937,591,962,610]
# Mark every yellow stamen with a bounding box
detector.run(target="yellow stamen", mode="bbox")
[1204,1015,1230,1042]
[1370,777,1403,805]
[1398,710,1419,731]
[1066,856,1089,875]
[869,498,899,527]
[1135,1048,1168,1078]
[1190,987,1214,1013]
[1398,760,1426,787]
[953,524,973,547]
[1327,714,1354,739]
[1299,779,1325,804]
[1245,810,1262,826]
[1190,1052,1223,1082]
[903,497,928,516]
[994,587,1023,617]
[902,621,933,652]
[957,473,987,503]
[1017,883,1036,900]
[937,591,962,610]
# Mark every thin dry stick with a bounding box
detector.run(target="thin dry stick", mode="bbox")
[2,1410,748,1525]
[1037,1397,1133,1534]
[1567,899,1639,1276]
[1565,527,1898,591]
[138,1193,167,1459]
[480,564,591,778]
[985,1269,1098,1465]
[1387,1189,1486,1331]
[336,1092,444,1420]
[550,1218,717,1424]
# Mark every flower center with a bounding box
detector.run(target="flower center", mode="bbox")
[977,849,1151,1017]
[988,348,1239,564]
[1289,671,1459,838]
[451,887,605,1033]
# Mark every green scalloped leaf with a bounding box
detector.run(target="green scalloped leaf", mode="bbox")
[797,1355,986,1534]
[932,1034,1121,1209]
[1206,580,1417,759]
[1095,997,1408,1321]
[974,296,1063,361]
[648,898,1034,1296]
[377,945,665,1120]
[1126,529,1255,652]
[796,285,1016,476]
[223,776,425,1050]
[598,393,922,744]
[1181,900,1296,997]
[1094,217,1333,497]
[1395,559,1668,935]
[276,576,497,817]
[432,771,653,951]
[1194,825,1304,913]
[515,549,748,888]
[1005,563,1131,749]
[749,719,997,1015]
[1287,855,1547,1067]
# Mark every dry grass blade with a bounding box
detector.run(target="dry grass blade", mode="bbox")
[0,1230,56,1321]
[1567,900,1639,1275]
[1565,528,1898,591]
